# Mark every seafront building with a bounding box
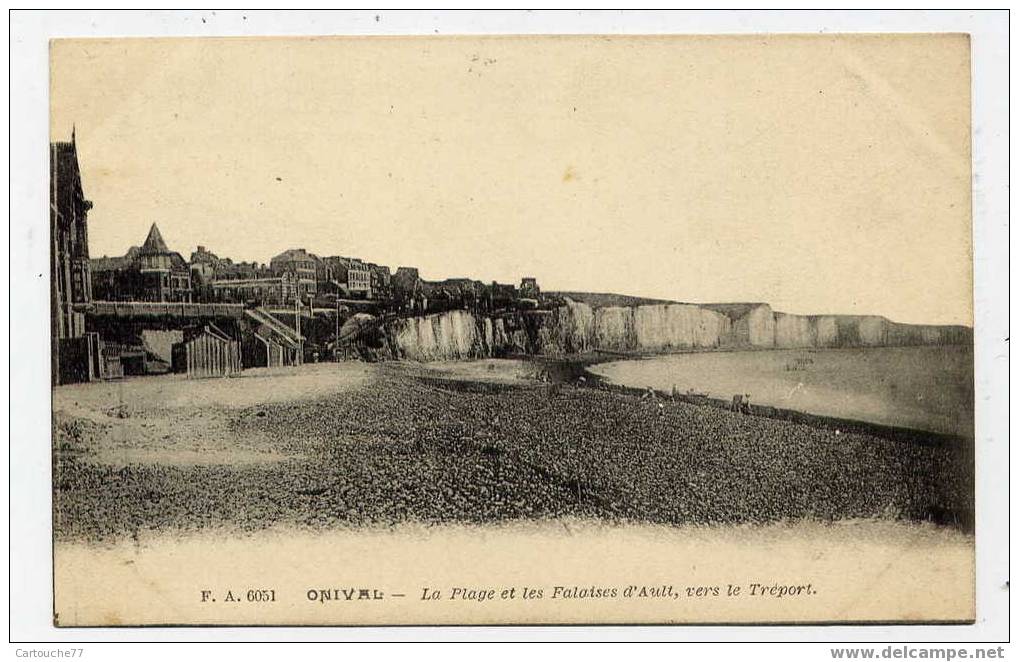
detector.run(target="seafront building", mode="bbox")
[322,255,373,300]
[55,130,547,381]
[50,131,101,384]
[210,272,301,306]
[91,223,193,303]
[269,248,320,301]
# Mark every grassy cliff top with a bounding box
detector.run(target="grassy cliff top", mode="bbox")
[550,291,683,308]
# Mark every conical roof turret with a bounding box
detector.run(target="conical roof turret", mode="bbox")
[139,223,170,255]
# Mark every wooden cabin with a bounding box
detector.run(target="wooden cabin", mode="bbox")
[172,323,241,379]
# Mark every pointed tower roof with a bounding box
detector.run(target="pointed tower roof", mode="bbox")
[139,223,170,255]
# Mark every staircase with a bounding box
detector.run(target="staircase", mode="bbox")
[244,307,303,350]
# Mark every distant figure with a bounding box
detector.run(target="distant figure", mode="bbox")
[576,375,587,387]
[730,394,744,412]
[742,393,752,414]
[642,386,656,400]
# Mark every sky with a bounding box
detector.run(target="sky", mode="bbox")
[51,35,972,325]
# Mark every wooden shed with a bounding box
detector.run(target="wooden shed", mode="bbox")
[172,324,241,379]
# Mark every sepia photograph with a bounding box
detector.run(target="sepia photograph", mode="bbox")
[43,27,982,629]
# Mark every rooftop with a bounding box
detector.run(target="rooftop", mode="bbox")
[138,223,170,255]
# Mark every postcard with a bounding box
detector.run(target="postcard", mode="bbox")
[50,34,974,626]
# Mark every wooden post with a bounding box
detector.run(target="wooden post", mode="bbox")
[295,295,302,365]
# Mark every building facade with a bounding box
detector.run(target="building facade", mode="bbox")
[323,256,373,299]
[51,131,101,384]
[188,245,223,300]
[210,272,299,306]
[270,248,319,300]
[520,277,541,299]
[368,263,392,300]
[91,223,193,302]
[488,281,518,309]
[392,266,428,311]
[189,246,275,303]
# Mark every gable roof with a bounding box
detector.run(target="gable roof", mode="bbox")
[183,323,233,344]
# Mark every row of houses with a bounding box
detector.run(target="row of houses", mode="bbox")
[51,130,545,383]
[90,230,392,307]
[89,224,543,314]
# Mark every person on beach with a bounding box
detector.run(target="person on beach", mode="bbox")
[731,393,753,414]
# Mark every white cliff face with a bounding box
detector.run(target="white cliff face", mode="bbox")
[745,304,776,347]
[706,303,774,347]
[632,304,731,350]
[774,313,815,348]
[771,314,891,348]
[492,318,509,348]
[886,322,925,346]
[390,304,733,359]
[385,302,970,361]
[539,300,595,355]
[563,300,595,352]
[542,302,730,354]
[593,306,632,350]
[393,310,483,361]
[482,317,494,351]
[857,316,887,346]
[439,310,476,358]
[814,316,838,347]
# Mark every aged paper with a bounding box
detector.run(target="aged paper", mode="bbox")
[50,34,973,626]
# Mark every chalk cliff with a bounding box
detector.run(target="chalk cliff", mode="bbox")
[381,300,972,362]
[391,310,484,361]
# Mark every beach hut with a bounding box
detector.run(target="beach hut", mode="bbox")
[172,323,241,379]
